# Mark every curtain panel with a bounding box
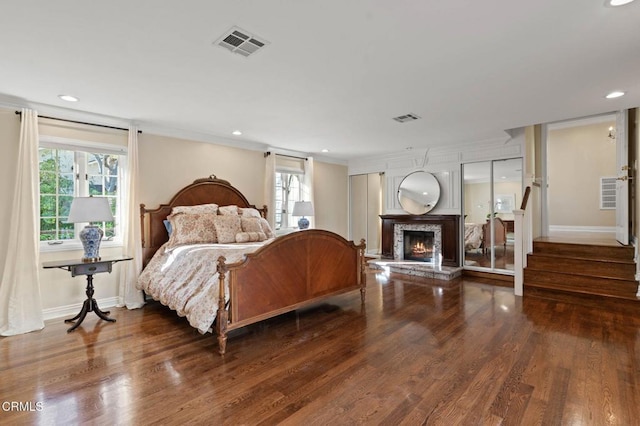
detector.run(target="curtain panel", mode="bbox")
[264,153,276,227]
[0,108,44,335]
[303,157,315,229]
[118,126,144,309]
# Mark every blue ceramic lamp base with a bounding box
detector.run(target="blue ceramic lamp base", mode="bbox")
[298,217,310,230]
[80,225,104,262]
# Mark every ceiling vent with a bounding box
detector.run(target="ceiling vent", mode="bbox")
[214,27,269,57]
[393,113,420,123]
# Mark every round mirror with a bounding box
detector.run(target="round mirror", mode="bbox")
[397,171,440,214]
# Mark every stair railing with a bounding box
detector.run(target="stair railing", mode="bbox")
[514,186,532,296]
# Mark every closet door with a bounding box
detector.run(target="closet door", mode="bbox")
[349,173,382,255]
[350,174,368,248]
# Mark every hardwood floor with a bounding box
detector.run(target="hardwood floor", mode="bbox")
[464,243,514,270]
[1,271,639,425]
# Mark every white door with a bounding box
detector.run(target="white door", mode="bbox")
[615,110,629,245]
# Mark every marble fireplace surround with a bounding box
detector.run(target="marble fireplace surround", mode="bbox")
[394,224,441,262]
[380,215,460,267]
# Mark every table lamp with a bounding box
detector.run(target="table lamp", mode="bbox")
[292,201,314,230]
[67,196,114,262]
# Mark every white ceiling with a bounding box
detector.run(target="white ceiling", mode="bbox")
[1,1,639,162]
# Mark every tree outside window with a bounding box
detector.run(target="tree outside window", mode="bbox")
[275,172,302,230]
[39,147,121,243]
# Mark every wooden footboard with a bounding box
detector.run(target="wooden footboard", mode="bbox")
[215,230,366,355]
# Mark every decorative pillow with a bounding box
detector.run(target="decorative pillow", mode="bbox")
[166,213,218,249]
[163,219,172,237]
[213,215,242,243]
[235,231,267,243]
[218,205,239,216]
[241,217,263,233]
[259,218,276,239]
[172,203,218,215]
[239,207,261,218]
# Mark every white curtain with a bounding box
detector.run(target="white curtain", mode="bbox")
[117,126,144,309]
[0,108,44,335]
[264,153,276,226]
[302,156,315,228]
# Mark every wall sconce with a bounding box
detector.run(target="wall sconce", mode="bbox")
[608,126,616,141]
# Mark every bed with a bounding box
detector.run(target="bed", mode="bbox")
[137,176,366,355]
[464,223,483,251]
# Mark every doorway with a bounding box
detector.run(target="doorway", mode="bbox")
[462,158,523,273]
[544,114,618,239]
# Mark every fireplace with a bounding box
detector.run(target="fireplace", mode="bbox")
[403,230,435,262]
[380,214,460,267]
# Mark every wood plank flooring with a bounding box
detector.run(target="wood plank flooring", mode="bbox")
[1,271,639,425]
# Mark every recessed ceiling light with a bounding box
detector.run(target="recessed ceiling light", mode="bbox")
[606,0,635,6]
[605,91,625,99]
[58,94,79,102]
[232,130,242,136]
[321,149,329,153]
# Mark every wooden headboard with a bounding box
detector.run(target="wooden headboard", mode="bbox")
[140,176,267,267]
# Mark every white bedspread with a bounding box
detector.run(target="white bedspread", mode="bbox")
[137,240,273,333]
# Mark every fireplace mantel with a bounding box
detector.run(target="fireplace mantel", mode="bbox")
[380,214,460,267]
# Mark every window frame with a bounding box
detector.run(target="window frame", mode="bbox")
[39,136,127,253]
[275,171,303,231]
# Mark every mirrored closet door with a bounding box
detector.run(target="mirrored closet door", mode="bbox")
[462,158,523,273]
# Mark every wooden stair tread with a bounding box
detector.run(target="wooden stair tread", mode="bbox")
[524,239,638,301]
[527,251,635,265]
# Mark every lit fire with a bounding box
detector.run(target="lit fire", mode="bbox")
[411,242,430,256]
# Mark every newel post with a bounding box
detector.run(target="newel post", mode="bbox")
[513,209,525,296]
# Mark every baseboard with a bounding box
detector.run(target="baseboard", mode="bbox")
[43,297,119,321]
[549,225,615,234]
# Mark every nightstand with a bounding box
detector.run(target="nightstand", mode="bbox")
[43,256,132,332]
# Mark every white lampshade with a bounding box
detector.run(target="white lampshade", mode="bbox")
[67,197,114,223]
[292,201,314,217]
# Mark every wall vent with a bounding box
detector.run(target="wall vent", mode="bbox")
[600,176,616,209]
[393,113,420,123]
[214,27,269,57]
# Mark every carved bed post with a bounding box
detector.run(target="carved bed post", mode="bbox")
[139,203,146,248]
[216,256,229,355]
[359,239,366,305]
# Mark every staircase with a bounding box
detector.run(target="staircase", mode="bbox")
[524,240,639,300]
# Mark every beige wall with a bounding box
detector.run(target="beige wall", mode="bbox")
[548,122,616,227]
[464,181,522,224]
[0,107,349,317]
[138,133,266,210]
[313,160,349,238]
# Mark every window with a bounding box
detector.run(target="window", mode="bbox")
[39,139,125,249]
[275,172,302,230]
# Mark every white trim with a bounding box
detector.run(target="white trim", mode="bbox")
[42,297,119,321]
[40,239,123,253]
[548,225,616,234]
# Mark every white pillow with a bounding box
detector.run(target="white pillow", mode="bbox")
[218,205,239,216]
[239,207,261,218]
[172,203,218,215]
